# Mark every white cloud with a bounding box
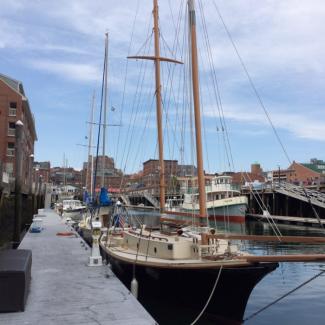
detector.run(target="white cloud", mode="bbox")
[204,103,325,141]
[28,59,101,83]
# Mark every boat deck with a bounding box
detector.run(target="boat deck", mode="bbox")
[0,209,155,325]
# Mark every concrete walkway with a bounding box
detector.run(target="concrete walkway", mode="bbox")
[0,209,155,325]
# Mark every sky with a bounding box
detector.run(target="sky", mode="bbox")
[1,0,325,174]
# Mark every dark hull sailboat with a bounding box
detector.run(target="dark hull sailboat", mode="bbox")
[101,248,277,324]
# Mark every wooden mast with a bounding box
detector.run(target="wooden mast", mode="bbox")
[128,0,182,213]
[153,0,165,212]
[188,0,207,217]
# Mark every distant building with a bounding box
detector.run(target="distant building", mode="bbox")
[177,164,197,177]
[50,167,82,188]
[82,155,123,192]
[142,159,178,195]
[287,159,325,186]
[34,161,51,183]
[0,73,37,189]
[268,159,325,190]
[232,163,265,186]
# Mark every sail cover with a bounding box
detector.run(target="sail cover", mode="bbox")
[99,187,112,206]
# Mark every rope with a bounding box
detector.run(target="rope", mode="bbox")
[190,265,223,325]
[115,0,140,165]
[212,0,292,165]
[244,269,325,322]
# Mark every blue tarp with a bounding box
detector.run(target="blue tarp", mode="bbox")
[99,187,112,206]
[83,191,91,205]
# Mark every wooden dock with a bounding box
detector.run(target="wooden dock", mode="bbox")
[0,209,155,325]
[247,213,325,227]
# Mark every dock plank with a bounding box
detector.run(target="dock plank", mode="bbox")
[0,209,155,325]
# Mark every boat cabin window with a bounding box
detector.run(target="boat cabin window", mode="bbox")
[167,244,173,250]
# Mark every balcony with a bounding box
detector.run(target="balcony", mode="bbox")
[9,108,16,116]
[6,148,14,157]
[8,128,15,136]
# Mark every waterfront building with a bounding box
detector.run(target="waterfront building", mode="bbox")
[50,167,82,188]
[33,161,51,183]
[0,73,37,190]
[142,159,178,195]
[82,155,124,193]
[271,158,325,190]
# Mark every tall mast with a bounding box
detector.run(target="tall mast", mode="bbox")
[102,32,109,188]
[87,91,96,196]
[153,0,165,212]
[188,0,207,217]
[128,0,182,213]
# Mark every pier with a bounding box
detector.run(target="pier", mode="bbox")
[0,209,155,325]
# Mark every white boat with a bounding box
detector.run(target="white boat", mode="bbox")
[62,200,86,221]
[169,175,248,224]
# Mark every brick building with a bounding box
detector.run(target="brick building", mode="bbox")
[142,159,178,194]
[50,167,82,188]
[82,155,123,192]
[0,73,37,188]
[232,163,265,186]
[33,161,51,183]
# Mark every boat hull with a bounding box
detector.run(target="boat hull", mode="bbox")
[101,247,277,324]
[164,203,247,226]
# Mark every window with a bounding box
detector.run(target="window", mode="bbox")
[8,122,15,136]
[9,102,17,116]
[6,142,15,156]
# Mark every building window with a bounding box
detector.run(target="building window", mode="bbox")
[6,142,15,156]
[8,122,16,136]
[9,102,17,116]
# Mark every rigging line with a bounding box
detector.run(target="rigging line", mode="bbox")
[118,8,153,170]
[200,0,235,171]
[134,30,154,57]
[243,172,282,237]
[118,93,154,193]
[301,186,325,230]
[198,0,234,171]
[190,266,223,325]
[123,63,155,173]
[118,66,155,191]
[197,44,211,173]
[244,269,325,322]
[119,24,153,173]
[92,37,107,206]
[115,0,140,165]
[212,0,291,165]
[126,92,155,185]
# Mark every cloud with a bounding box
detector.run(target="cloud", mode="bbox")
[28,59,101,83]
[204,103,325,142]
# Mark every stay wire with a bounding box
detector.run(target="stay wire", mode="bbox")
[212,0,292,165]
[244,269,325,322]
[115,0,141,165]
[92,38,107,208]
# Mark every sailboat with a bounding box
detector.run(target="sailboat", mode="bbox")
[78,33,113,242]
[100,1,325,324]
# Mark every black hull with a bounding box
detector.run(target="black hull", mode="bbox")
[101,248,278,325]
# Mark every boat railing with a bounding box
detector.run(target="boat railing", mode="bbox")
[197,243,220,257]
